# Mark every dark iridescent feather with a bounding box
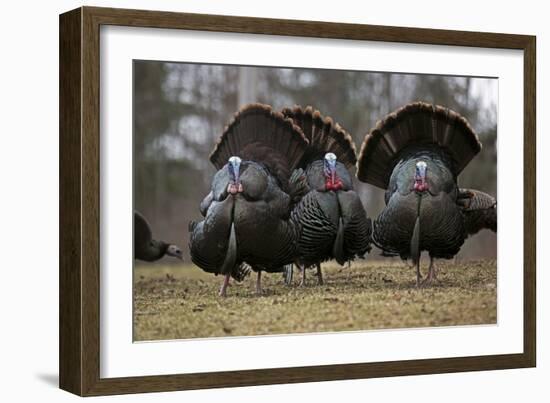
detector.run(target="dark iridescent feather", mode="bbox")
[358,103,493,267]
[134,211,181,262]
[458,188,497,235]
[287,106,371,272]
[189,104,309,287]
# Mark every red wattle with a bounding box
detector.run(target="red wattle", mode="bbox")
[413,181,428,192]
[228,183,243,195]
[325,179,343,191]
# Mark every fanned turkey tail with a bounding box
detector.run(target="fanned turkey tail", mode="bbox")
[356,101,482,189]
[209,103,309,189]
[281,105,356,169]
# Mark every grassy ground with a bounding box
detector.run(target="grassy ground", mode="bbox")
[133,259,496,341]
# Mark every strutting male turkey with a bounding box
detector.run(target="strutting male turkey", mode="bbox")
[356,102,497,286]
[134,211,183,262]
[188,104,309,296]
[283,106,371,286]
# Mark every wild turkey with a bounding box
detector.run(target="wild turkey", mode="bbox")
[283,106,371,285]
[458,188,497,235]
[189,104,309,296]
[134,211,183,262]
[356,102,497,286]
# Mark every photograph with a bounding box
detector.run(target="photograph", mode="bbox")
[132,60,498,341]
[53,3,540,397]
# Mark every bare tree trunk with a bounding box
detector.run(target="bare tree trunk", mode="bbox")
[385,74,392,112]
[464,77,472,110]
[238,67,259,106]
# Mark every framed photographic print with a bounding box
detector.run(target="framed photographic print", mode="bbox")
[59,6,536,396]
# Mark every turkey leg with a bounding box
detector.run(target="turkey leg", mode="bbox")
[219,273,230,297]
[415,257,422,288]
[299,264,307,287]
[256,270,263,295]
[316,263,324,286]
[421,256,438,286]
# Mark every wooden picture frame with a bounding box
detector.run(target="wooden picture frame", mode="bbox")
[59,6,536,396]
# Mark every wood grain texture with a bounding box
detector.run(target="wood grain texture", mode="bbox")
[81,6,102,396]
[59,5,537,396]
[523,38,536,367]
[59,8,82,396]
[86,6,532,49]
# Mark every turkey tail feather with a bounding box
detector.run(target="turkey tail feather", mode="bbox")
[209,103,309,174]
[282,105,356,169]
[357,102,482,189]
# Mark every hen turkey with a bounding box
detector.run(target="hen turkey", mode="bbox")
[283,106,371,285]
[458,188,497,235]
[134,211,183,262]
[189,104,308,296]
[357,102,497,286]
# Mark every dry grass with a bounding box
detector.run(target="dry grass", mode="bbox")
[133,259,497,341]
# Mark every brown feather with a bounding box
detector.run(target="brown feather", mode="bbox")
[357,102,482,189]
[209,104,309,186]
[282,105,356,168]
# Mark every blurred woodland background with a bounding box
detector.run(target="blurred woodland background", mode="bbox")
[134,61,497,264]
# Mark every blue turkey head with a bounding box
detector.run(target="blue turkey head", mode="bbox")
[227,156,243,195]
[323,152,343,191]
[413,161,428,192]
[324,152,337,178]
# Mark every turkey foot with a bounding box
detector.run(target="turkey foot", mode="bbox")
[219,273,231,297]
[316,263,324,286]
[283,264,293,286]
[403,259,414,269]
[421,257,439,286]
